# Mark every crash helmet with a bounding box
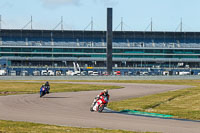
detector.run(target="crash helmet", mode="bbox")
[103,89,108,95]
[45,81,49,85]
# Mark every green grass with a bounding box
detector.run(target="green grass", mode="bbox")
[107,80,200,120]
[0,120,153,133]
[0,81,121,96]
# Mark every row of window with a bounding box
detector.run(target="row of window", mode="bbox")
[0,53,198,58]
[1,48,200,54]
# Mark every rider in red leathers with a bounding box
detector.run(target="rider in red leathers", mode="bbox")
[90,89,110,112]
[97,89,109,102]
[96,89,109,108]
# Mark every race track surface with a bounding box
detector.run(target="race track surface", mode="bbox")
[0,82,199,133]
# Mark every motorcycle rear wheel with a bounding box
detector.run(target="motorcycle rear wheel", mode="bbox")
[90,106,94,112]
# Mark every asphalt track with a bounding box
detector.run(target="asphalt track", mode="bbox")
[0,82,200,133]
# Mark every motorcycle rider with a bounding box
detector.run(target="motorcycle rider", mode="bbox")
[44,81,50,94]
[91,89,110,112]
[98,89,110,101]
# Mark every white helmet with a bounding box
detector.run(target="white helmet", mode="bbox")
[104,89,108,95]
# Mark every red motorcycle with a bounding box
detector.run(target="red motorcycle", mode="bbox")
[90,95,109,112]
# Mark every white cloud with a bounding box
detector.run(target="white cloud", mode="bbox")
[94,0,118,7]
[41,0,81,8]
[40,0,118,9]
[0,2,13,10]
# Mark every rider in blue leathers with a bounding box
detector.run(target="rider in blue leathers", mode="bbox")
[44,81,50,94]
[40,82,51,97]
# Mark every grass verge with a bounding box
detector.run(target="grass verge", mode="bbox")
[0,120,153,133]
[107,80,200,120]
[0,81,121,96]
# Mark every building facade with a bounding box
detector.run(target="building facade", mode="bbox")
[1,29,200,72]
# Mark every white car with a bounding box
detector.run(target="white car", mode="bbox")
[91,72,99,76]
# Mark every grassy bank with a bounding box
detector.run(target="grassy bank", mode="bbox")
[0,81,121,96]
[0,120,152,133]
[107,80,200,120]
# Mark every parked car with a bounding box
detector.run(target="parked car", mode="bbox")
[0,70,6,76]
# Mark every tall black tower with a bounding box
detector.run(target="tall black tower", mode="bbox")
[106,8,113,75]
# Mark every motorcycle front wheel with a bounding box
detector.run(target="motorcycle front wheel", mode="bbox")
[98,104,105,112]
[40,92,45,97]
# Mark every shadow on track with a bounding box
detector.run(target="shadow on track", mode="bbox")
[101,107,118,113]
[42,96,70,99]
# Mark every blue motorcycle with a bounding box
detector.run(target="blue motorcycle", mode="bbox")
[40,86,47,97]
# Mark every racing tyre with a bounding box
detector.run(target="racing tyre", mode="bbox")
[98,104,104,112]
[90,106,94,112]
[40,92,44,98]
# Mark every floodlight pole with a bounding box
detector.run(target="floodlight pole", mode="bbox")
[106,8,113,75]
[180,18,182,32]
[151,18,153,32]
[91,17,93,31]
[0,15,1,30]
[121,17,123,31]
[61,16,63,30]
[31,16,32,30]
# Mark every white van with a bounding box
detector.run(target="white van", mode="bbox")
[21,70,28,76]
[48,70,54,76]
[10,70,16,76]
[33,70,40,76]
[0,70,6,76]
[179,72,190,75]
[41,70,54,76]
[163,71,169,76]
[41,70,48,76]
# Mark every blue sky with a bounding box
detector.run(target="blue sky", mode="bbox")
[1,0,200,31]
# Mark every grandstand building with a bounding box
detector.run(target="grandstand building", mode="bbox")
[1,29,200,75]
